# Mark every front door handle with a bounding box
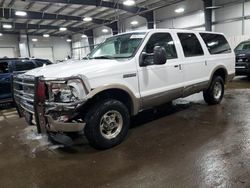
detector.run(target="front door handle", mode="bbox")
[174,65,179,68]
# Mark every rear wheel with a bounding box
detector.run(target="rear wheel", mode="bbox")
[84,99,130,150]
[203,76,224,105]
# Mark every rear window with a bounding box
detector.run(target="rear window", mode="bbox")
[177,33,204,57]
[200,33,231,54]
[14,60,36,71]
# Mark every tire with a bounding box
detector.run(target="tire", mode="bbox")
[203,76,225,105]
[84,99,130,150]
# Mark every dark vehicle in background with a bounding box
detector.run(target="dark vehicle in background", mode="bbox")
[0,58,52,103]
[235,40,250,78]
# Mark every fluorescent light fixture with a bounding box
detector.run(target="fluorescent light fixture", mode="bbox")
[3,24,12,29]
[131,20,138,25]
[102,28,109,33]
[43,34,50,38]
[59,27,67,31]
[123,0,135,6]
[66,39,72,42]
[206,6,222,9]
[0,33,2,36]
[15,11,27,16]
[32,38,38,42]
[175,7,185,13]
[81,34,87,38]
[83,17,92,22]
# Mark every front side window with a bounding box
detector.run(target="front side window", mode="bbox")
[200,33,231,54]
[14,60,36,71]
[178,33,204,57]
[0,62,9,73]
[144,33,177,60]
[89,32,146,59]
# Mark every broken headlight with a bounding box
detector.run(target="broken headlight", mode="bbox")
[49,79,86,103]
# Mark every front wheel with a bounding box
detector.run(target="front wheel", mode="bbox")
[84,99,130,150]
[203,76,225,105]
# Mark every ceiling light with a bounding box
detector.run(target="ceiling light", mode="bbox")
[32,38,38,42]
[81,34,87,38]
[59,27,67,31]
[0,33,2,36]
[175,7,185,13]
[102,28,109,33]
[206,6,222,9]
[43,34,50,38]
[15,11,27,17]
[131,20,138,25]
[83,17,92,22]
[3,24,12,29]
[66,39,72,42]
[123,0,135,6]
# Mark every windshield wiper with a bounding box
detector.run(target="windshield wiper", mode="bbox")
[91,55,115,59]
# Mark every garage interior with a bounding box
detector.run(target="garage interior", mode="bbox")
[0,0,250,187]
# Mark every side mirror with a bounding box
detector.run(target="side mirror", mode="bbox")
[153,46,167,65]
[140,46,167,66]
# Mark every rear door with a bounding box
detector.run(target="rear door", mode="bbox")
[177,32,208,90]
[0,61,12,101]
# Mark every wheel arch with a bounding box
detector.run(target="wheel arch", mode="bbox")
[209,66,228,84]
[81,84,140,116]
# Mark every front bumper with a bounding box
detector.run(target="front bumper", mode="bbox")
[46,115,85,132]
[13,74,87,134]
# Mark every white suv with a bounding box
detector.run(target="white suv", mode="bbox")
[13,29,235,149]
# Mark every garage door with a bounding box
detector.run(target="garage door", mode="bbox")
[33,47,54,62]
[0,48,15,58]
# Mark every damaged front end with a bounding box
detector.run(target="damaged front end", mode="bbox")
[13,74,89,135]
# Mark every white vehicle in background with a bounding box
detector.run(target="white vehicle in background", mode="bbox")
[13,29,235,150]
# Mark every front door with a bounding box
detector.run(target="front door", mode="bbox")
[137,32,184,109]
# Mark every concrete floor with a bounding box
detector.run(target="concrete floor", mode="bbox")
[0,77,250,188]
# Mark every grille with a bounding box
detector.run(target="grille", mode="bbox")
[13,74,36,114]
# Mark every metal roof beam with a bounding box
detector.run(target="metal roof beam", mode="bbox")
[0,21,83,32]
[0,8,109,24]
[26,0,147,14]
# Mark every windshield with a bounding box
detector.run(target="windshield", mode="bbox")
[88,32,146,59]
[235,42,250,51]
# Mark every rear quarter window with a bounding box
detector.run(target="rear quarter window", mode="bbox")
[200,33,231,54]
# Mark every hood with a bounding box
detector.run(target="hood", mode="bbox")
[235,49,250,56]
[235,50,250,61]
[25,59,130,79]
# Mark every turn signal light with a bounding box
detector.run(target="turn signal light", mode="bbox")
[37,81,46,102]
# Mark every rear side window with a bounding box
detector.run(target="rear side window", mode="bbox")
[200,33,231,54]
[14,60,36,71]
[177,33,204,57]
